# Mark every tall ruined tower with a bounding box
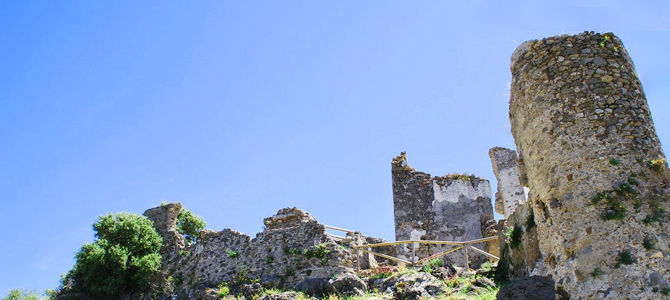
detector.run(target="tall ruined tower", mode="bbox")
[391,152,497,265]
[510,32,670,298]
[489,147,527,218]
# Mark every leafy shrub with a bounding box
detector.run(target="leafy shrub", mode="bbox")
[65,213,163,299]
[479,261,494,273]
[176,208,207,245]
[217,282,229,297]
[2,289,44,300]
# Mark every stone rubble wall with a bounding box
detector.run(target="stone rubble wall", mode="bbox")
[143,203,186,275]
[496,200,540,281]
[144,205,356,297]
[509,31,670,299]
[489,147,526,218]
[391,152,497,267]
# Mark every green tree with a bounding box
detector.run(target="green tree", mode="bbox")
[66,213,162,299]
[176,208,206,245]
[2,289,43,300]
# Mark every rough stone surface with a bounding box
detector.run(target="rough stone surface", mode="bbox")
[391,152,496,267]
[496,276,562,300]
[143,205,355,298]
[294,278,334,297]
[496,200,540,282]
[143,202,186,274]
[509,31,670,299]
[329,272,368,297]
[430,265,457,280]
[380,272,447,300]
[489,147,526,218]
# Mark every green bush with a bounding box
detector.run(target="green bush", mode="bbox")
[2,289,44,300]
[176,208,207,245]
[217,282,230,297]
[66,213,163,299]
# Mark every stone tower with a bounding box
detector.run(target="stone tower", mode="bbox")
[391,152,497,265]
[509,32,670,298]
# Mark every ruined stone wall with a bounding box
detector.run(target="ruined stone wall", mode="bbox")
[489,147,526,218]
[143,203,186,275]
[391,152,496,266]
[144,205,356,298]
[510,31,670,299]
[496,200,540,281]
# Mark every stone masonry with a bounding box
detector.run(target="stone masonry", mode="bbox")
[509,31,670,299]
[144,204,357,298]
[489,147,526,218]
[391,152,497,266]
[496,200,541,282]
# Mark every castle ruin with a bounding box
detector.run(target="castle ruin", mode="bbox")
[389,31,670,299]
[143,32,670,300]
[391,152,497,266]
[55,31,670,300]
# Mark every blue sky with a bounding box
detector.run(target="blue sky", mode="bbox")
[1,1,669,294]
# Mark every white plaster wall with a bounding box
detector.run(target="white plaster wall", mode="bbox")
[432,180,491,204]
[499,168,526,218]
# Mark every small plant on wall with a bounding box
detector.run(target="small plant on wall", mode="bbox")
[615,250,635,268]
[504,222,523,249]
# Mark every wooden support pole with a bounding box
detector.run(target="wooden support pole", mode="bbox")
[411,242,416,268]
[466,245,500,261]
[324,225,356,234]
[415,246,465,265]
[348,236,500,270]
[358,248,412,265]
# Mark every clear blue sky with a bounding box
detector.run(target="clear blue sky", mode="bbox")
[1,1,669,294]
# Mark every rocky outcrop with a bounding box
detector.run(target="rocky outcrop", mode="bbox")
[380,272,447,300]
